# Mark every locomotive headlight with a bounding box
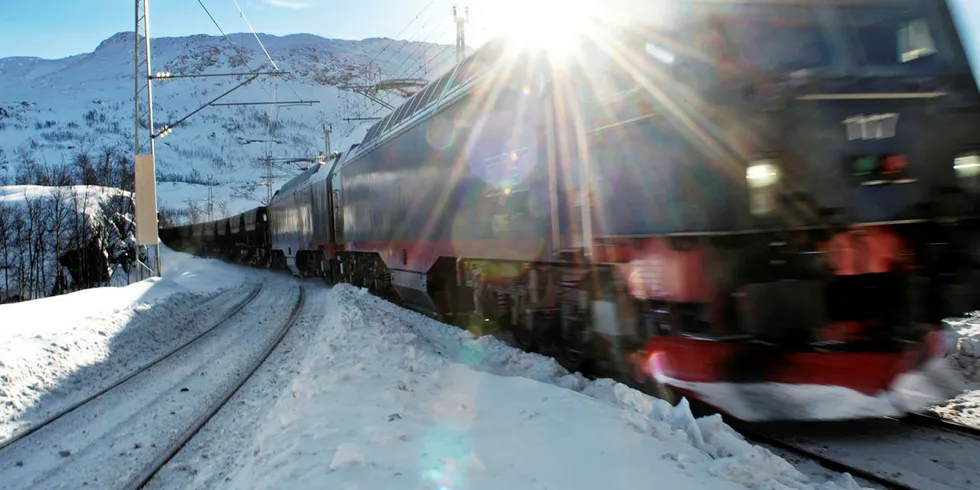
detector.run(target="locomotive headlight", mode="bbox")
[954,152,980,190]
[747,160,780,216]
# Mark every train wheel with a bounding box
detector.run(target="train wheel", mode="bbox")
[558,343,587,372]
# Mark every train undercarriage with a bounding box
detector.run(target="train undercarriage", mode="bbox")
[323,219,977,419]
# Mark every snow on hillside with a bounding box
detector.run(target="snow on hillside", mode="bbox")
[0,185,137,302]
[0,32,456,219]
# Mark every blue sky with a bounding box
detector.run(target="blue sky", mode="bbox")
[0,0,979,72]
[0,0,492,59]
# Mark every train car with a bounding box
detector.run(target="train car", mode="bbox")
[159,205,270,264]
[267,157,341,277]
[330,0,980,420]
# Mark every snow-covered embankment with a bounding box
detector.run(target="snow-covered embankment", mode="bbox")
[221,284,865,490]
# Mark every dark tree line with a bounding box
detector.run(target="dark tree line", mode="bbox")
[0,146,138,303]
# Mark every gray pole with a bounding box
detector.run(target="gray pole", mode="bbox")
[134,1,142,282]
[454,6,469,64]
[135,0,161,277]
[143,0,161,277]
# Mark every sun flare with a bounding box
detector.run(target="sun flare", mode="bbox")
[478,0,595,54]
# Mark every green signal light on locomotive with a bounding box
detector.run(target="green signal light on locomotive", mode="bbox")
[854,156,878,176]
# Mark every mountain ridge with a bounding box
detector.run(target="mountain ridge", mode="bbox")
[0,31,456,222]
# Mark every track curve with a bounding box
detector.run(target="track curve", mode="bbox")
[0,284,264,453]
[127,285,305,490]
[730,414,980,490]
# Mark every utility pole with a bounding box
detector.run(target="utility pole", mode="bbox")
[324,124,332,157]
[454,5,469,65]
[207,174,214,221]
[265,152,273,205]
[134,0,161,279]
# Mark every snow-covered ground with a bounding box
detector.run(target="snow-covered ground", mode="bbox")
[0,245,270,439]
[151,283,866,490]
[1,247,875,490]
[931,316,980,427]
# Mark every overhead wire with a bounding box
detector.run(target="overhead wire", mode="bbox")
[323,1,445,131]
[231,0,279,70]
[362,0,440,73]
[373,0,453,74]
[195,0,275,102]
[229,0,310,108]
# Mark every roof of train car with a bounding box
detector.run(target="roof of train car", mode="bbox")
[269,161,326,204]
[158,205,266,231]
[346,38,509,162]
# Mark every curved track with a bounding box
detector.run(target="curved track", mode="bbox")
[127,285,305,490]
[904,412,980,439]
[730,414,980,490]
[0,284,305,490]
[0,284,264,453]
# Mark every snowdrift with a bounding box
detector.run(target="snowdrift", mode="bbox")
[225,284,867,490]
[0,244,259,439]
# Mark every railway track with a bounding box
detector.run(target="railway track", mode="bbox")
[0,283,306,490]
[0,284,264,452]
[730,420,919,490]
[729,413,980,490]
[551,350,977,490]
[128,285,306,490]
[903,412,980,439]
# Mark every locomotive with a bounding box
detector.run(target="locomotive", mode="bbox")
[161,0,980,420]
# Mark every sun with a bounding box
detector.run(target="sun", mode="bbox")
[476,0,595,54]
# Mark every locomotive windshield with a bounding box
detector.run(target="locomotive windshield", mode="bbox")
[607,0,962,78]
[694,0,949,75]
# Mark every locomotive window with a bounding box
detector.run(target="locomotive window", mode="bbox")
[446,42,502,92]
[376,113,394,135]
[405,89,427,117]
[899,18,937,63]
[389,103,411,130]
[835,2,943,70]
[414,79,441,109]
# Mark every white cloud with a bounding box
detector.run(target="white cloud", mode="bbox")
[259,0,310,8]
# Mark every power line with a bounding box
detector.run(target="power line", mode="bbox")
[231,0,279,70]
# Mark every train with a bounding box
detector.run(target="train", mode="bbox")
[161,0,980,421]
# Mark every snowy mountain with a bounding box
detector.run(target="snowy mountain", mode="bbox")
[0,32,456,220]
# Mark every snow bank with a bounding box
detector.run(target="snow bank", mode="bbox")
[0,244,257,439]
[931,316,980,427]
[944,315,980,361]
[225,284,866,490]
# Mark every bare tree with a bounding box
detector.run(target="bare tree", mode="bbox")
[185,199,203,224]
[23,193,46,299]
[230,182,265,206]
[72,151,99,185]
[12,206,27,301]
[46,187,74,295]
[0,200,15,301]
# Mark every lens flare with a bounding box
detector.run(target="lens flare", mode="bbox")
[494,0,593,55]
